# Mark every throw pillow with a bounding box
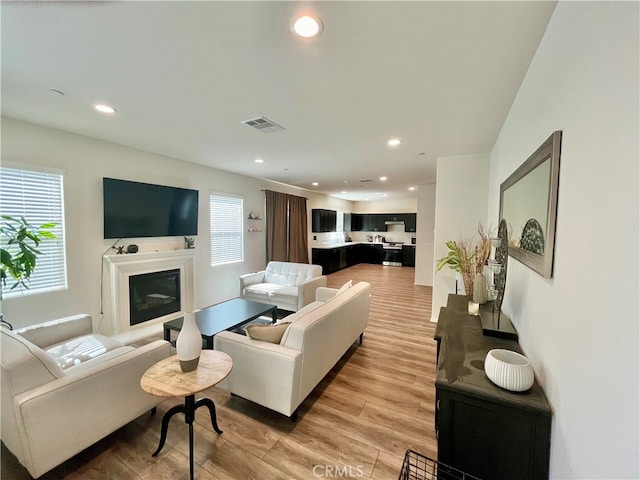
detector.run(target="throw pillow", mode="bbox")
[245,322,291,344]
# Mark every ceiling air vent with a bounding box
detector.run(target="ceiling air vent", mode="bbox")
[241,116,285,133]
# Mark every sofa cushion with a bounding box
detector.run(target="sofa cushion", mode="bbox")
[46,334,125,370]
[264,262,322,286]
[63,346,136,374]
[245,322,292,344]
[244,283,285,301]
[1,328,65,395]
[268,286,298,304]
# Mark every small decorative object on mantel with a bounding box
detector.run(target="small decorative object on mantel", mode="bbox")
[484,348,534,392]
[184,236,195,249]
[176,311,202,372]
[247,212,262,220]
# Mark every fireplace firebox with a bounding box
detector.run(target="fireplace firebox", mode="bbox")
[129,269,181,326]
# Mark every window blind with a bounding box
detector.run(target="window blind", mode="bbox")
[210,193,244,265]
[0,167,67,297]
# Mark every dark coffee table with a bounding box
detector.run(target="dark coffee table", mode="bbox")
[164,298,277,349]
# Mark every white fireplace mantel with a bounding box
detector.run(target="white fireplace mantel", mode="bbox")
[101,249,196,342]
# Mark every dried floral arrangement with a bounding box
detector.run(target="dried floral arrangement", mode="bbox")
[436,223,492,298]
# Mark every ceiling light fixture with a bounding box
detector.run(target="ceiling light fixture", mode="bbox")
[94,104,116,114]
[255,158,264,164]
[379,176,387,181]
[312,182,319,186]
[409,187,416,191]
[291,14,323,38]
[388,138,401,146]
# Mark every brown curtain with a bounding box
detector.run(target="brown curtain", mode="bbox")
[265,190,309,263]
[288,194,309,263]
[265,190,289,262]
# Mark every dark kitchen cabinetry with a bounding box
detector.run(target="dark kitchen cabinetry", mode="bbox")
[312,209,337,233]
[312,243,383,274]
[402,245,415,267]
[312,248,340,274]
[359,243,383,264]
[344,213,352,232]
[345,212,416,232]
[434,295,551,480]
[402,213,417,232]
[364,214,386,232]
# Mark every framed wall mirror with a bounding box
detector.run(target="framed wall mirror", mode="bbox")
[499,131,562,278]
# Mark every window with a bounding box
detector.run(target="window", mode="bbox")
[0,166,67,297]
[210,193,244,265]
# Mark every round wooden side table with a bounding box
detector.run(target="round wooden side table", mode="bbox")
[140,350,233,480]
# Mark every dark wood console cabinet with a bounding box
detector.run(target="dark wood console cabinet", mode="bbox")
[434,295,552,480]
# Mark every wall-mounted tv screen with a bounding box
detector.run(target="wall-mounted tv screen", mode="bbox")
[103,177,199,239]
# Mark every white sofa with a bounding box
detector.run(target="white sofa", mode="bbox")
[0,314,171,478]
[215,281,371,419]
[239,261,327,312]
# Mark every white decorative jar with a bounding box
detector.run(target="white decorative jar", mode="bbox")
[484,349,534,392]
[176,311,202,372]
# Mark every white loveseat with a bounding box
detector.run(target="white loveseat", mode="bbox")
[239,261,327,312]
[215,281,371,419]
[0,314,171,478]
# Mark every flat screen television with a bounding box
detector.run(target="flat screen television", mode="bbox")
[103,177,199,239]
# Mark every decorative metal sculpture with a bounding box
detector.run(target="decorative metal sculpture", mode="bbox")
[494,219,508,319]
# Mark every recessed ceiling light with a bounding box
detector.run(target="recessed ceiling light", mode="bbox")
[379,176,387,181]
[388,138,401,146]
[409,186,416,191]
[94,104,116,114]
[255,158,264,164]
[312,182,319,186]
[341,191,347,194]
[291,14,323,38]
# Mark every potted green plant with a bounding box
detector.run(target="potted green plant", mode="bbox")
[436,223,492,298]
[1,215,57,295]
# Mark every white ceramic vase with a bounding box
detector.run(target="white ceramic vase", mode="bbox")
[484,349,534,392]
[176,311,202,372]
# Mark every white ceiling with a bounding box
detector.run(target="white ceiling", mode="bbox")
[1,1,556,201]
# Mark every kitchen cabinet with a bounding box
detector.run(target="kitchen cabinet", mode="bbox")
[402,245,415,267]
[344,212,416,232]
[359,243,383,264]
[312,248,340,274]
[434,295,551,480]
[365,214,386,232]
[349,214,363,231]
[312,209,337,233]
[312,243,383,273]
[402,213,417,232]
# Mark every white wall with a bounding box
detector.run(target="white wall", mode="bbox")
[0,118,344,329]
[431,154,489,321]
[415,183,435,286]
[488,2,639,478]
[352,197,416,213]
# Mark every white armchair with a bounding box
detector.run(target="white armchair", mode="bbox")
[0,314,171,478]
[239,261,327,312]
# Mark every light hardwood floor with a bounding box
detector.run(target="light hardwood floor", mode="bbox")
[1,264,437,479]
